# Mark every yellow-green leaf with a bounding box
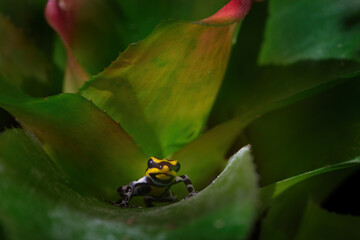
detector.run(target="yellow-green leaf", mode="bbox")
[80,0,252,157]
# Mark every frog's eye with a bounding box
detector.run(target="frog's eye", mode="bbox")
[174,162,181,172]
[147,158,155,168]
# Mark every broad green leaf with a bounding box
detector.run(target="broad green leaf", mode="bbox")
[260,158,360,211]
[259,185,308,240]
[80,0,251,157]
[0,79,145,198]
[258,166,359,240]
[259,0,360,65]
[294,201,360,240]
[48,0,228,92]
[0,14,62,97]
[116,0,229,46]
[211,0,360,126]
[51,0,230,78]
[172,116,252,191]
[244,76,360,185]
[0,129,258,239]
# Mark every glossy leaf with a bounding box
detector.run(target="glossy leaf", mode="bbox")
[80,0,252,157]
[0,13,62,97]
[259,0,360,65]
[0,79,145,198]
[0,130,258,239]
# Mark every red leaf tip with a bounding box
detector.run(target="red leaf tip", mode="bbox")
[201,0,252,25]
[45,0,74,48]
[45,0,89,92]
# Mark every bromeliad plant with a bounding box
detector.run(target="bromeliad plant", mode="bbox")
[1,0,360,239]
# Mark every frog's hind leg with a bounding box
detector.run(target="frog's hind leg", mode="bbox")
[144,190,177,207]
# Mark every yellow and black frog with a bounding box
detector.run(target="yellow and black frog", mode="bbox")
[114,157,197,208]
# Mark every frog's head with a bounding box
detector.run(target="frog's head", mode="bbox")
[145,157,180,183]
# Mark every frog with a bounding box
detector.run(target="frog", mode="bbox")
[113,156,197,208]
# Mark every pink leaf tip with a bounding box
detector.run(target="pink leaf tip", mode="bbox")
[45,0,74,48]
[201,0,253,25]
[45,0,89,92]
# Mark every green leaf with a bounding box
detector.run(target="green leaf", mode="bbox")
[80,12,245,157]
[48,0,126,76]
[51,0,230,77]
[259,0,360,65]
[0,129,258,239]
[260,158,360,211]
[259,185,308,240]
[211,0,360,126]
[244,76,360,185]
[258,166,358,240]
[294,201,360,240]
[172,116,251,191]
[0,14,62,97]
[0,79,146,198]
[115,0,229,46]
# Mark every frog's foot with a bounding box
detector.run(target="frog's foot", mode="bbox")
[182,191,198,200]
[110,200,129,208]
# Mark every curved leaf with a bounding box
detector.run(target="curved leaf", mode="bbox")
[245,76,360,185]
[258,166,359,240]
[259,0,360,65]
[211,1,360,126]
[50,0,234,78]
[115,0,229,46]
[45,0,90,92]
[80,0,252,157]
[260,158,360,211]
[172,116,251,190]
[0,79,145,198]
[0,129,258,239]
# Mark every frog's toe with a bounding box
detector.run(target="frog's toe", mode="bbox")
[182,192,198,200]
[189,191,198,197]
[120,202,129,208]
[112,201,129,208]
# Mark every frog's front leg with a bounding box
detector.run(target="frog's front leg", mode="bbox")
[116,177,147,208]
[174,175,197,198]
[114,182,135,208]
